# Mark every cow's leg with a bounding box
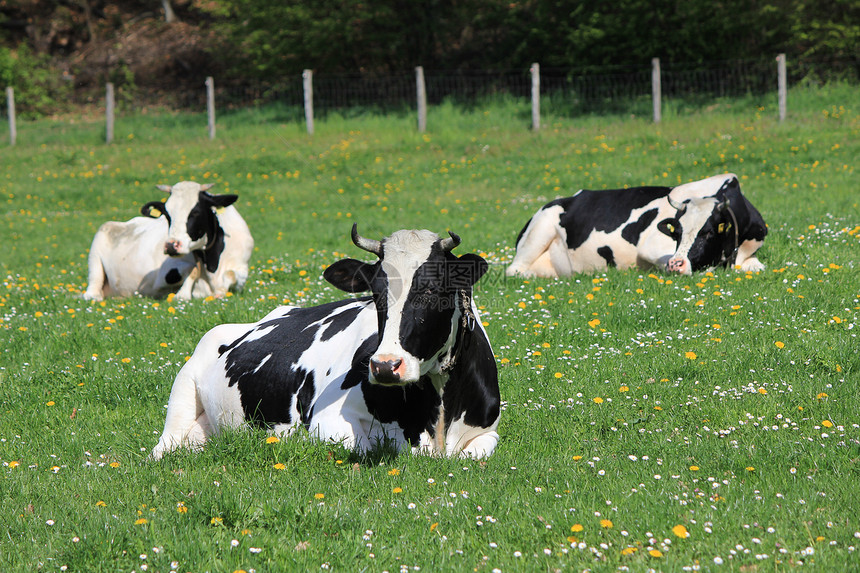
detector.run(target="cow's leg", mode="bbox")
[506,209,565,278]
[457,430,499,459]
[175,261,203,300]
[150,369,210,460]
[734,239,765,272]
[83,237,109,301]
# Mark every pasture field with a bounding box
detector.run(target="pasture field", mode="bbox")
[1,85,858,572]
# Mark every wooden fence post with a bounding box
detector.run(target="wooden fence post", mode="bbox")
[652,57,662,124]
[416,66,427,133]
[777,53,787,121]
[105,83,115,144]
[6,87,15,146]
[531,63,540,130]
[303,69,314,135]
[206,76,216,139]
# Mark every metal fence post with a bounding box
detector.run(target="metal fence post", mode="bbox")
[416,66,427,133]
[531,63,540,130]
[105,83,114,144]
[303,69,314,136]
[6,87,15,146]
[206,76,216,139]
[777,54,787,121]
[652,58,662,124]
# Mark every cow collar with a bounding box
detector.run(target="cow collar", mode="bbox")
[439,289,477,373]
[721,204,740,267]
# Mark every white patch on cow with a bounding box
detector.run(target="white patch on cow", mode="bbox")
[669,173,736,202]
[372,229,437,383]
[252,353,272,374]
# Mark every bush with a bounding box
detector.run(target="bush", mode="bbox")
[0,44,72,117]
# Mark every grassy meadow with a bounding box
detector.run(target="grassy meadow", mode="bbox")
[1,85,858,572]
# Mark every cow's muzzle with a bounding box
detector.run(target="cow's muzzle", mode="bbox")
[370,355,405,385]
[164,240,182,257]
[667,258,691,275]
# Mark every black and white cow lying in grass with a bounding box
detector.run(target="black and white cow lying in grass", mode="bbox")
[150,225,501,460]
[506,173,767,277]
[83,181,253,301]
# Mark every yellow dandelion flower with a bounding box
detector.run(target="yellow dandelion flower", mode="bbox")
[554,372,563,379]
[567,536,578,543]
[273,463,286,470]
[672,525,689,538]
[392,487,403,493]
[619,386,629,392]
[817,392,828,399]
[176,503,188,514]
[775,341,785,348]
[46,401,55,407]
[388,468,400,476]
[689,465,699,471]
[571,524,584,532]
[593,397,604,404]
[746,466,755,472]
[517,301,526,309]
[572,455,582,461]
[821,420,833,428]
[135,518,148,525]
[430,522,438,531]
[266,436,280,444]
[588,318,601,328]
[621,547,637,556]
[649,549,663,557]
[685,351,697,360]
[758,388,767,395]
[600,519,613,528]
[211,517,223,525]
[314,493,325,499]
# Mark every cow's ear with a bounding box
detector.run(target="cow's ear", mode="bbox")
[199,191,238,209]
[450,253,489,288]
[324,258,376,293]
[141,200,166,218]
[156,184,172,194]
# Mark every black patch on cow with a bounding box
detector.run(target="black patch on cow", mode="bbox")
[341,335,379,390]
[361,375,442,446]
[320,303,364,342]
[552,187,671,250]
[621,208,659,245]
[185,191,238,273]
[442,299,501,430]
[218,298,371,428]
[597,246,615,267]
[165,268,183,284]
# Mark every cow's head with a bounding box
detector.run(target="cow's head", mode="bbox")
[141,181,237,270]
[323,224,488,386]
[659,195,737,275]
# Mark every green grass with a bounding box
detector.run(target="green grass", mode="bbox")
[1,84,858,571]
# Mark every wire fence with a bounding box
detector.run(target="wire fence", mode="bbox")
[2,55,856,144]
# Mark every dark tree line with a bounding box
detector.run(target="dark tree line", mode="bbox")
[1,0,857,88]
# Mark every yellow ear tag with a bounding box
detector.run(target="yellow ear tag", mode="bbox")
[216,207,226,214]
[150,208,162,218]
[667,224,675,233]
[717,223,725,234]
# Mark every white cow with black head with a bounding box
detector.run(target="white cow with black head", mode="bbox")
[83,181,253,301]
[506,173,767,277]
[151,225,501,460]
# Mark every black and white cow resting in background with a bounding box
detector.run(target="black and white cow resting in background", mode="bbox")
[83,181,254,301]
[506,173,767,277]
[150,225,501,460]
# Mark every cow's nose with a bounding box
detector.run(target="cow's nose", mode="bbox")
[370,356,403,385]
[667,258,689,274]
[164,240,180,256]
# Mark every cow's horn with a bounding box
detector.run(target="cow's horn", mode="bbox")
[667,196,686,211]
[440,231,461,252]
[351,223,382,256]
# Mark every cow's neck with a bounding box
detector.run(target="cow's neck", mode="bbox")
[196,218,226,273]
